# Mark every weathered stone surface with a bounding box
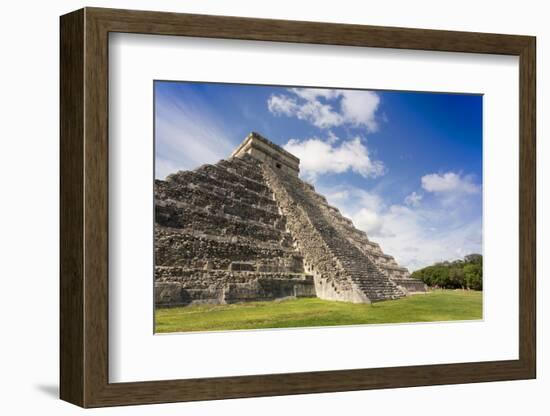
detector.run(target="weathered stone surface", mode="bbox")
[231,132,300,176]
[262,163,403,303]
[155,132,425,307]
[154,282,183,306]
[229,262,256,272]
[155,266,315,305]
[392,278,428,294]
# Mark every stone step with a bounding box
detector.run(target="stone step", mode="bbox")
[157,187,280,224]
[304,186,412,281]
[159,171,277,209]
[218,158,266,183]
[162,180,279,212]
[265,165,404,302]
[164,167,272,202]
[155,203,286,243]
[155,227,302,268]
[202,162,271,194]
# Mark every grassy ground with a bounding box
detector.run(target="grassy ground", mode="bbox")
[155,289,482,333]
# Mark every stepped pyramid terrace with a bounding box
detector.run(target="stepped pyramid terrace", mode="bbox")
[155,132,427,307]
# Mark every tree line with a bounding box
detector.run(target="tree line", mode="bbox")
[411,254,482,291]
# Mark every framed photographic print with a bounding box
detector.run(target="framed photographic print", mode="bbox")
[60,7,536,408]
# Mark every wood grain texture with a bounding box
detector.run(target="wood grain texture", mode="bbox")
[83,10,110,406]
[59,7,537,408]
[59,8,84,407]
[518,38,536,376]
[89,7,532,54]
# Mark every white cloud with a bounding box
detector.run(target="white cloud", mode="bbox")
[340,90,380,131]
[372,203,482,271]
[353,208,384,236]
[290,87,340,101]
[283,135,385,181]
[268,91,342,129]
[404,191,423,207]
[266,94,298,117]
[326,130,339,144]
[319,181,482,271]
[320,186,387,236]
[421,172,480,195]
[267,88,380,131]
[155,92,235,179]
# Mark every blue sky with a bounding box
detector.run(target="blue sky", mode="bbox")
[155,81,482,271]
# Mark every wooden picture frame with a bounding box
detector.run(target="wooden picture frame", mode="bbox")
[60,7,536,408]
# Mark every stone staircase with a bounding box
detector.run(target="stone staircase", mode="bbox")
[296,173,425,294]
[262,161,404,302]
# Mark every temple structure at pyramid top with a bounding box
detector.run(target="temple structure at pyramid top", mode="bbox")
[154,132,426,308]
[231,132,300,176]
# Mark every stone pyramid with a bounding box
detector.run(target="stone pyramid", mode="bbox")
[155,132,426,307]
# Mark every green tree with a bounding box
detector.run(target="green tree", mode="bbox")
[448,266,465,289]
[464,254,482,264]
[411,254,482,291]
[464,263,482,290]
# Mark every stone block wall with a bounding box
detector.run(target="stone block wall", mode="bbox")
[155,153,314,307]
[155,267,315,306]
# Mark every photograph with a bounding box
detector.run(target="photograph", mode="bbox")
[153,81,483,333]
[51,4,538,410]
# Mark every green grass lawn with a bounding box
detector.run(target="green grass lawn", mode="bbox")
[155,290,482,333]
